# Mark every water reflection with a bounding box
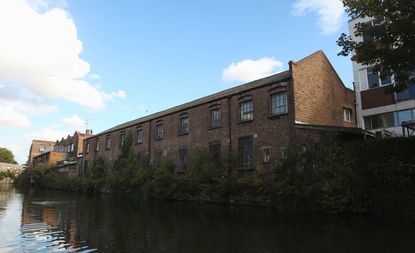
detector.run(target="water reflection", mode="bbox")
[0,184,95,252]
[1,183,415,252]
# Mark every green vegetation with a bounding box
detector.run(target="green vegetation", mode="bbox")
[0,171,15,181]
[15,137,415,219]
[337,0,415,91]
[0,147,17,164]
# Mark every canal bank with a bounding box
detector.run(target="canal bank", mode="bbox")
[15,138,415,219]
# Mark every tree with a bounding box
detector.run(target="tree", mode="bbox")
[0,147,17,164]
[337,0,415,91]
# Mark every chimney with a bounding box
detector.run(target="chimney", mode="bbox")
[86,129,93,135]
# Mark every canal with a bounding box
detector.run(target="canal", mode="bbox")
[1,183,414,252]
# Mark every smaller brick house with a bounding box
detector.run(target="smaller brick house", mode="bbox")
[31,131,93,177]
[28,140,56,170]
[81,50,367,176]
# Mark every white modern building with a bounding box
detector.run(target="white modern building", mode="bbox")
[348,17,415,136]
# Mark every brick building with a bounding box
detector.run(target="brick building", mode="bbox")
[348,17,415,135]
[82,51,363,175]
[28,140,56,170]
[31,131,93,175]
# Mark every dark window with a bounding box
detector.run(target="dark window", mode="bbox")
[211,109,221,128]
[396,83,415,102]
[180,117,189,134]
[156,123,164,140]
[209,142,221,169]
[120,132,125,147]
[380,70,392,86]
[362,21,374,43]
[179,147,188,172]
[238,136,254,169]
[154,150,162,168]
[136,128,143,143]
[367,67,393,89]
[367,67,380,88]
[263,148,271,163]
[106,136,111,150]
[240,101,253,122]
[271,92,288,115]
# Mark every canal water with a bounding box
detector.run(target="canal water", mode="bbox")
[1,183,415,253]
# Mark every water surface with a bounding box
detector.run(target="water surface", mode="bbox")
[1,183,414,252]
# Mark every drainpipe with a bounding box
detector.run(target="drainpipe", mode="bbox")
[147,120,152,166]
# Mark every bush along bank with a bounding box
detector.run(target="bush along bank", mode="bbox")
[15,135,415,219]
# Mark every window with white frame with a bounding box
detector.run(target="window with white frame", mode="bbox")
[343,108,352,122]
[271,92,288,115]
[367,67,392,89]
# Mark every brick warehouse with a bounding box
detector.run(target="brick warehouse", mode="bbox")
[81,51,367,175]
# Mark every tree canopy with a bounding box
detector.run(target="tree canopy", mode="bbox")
[0,147,18,164]
[337,0,415,91]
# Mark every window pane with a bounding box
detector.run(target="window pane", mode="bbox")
[136,129,142,143]
[180,117,189,134]
[238,136,254,169]
[179,148,188,171]
[156,124,164,139]
[395,110,412,126]
[272,92,288,115]
[211,109,221,128]
[263,148,270,163]
[364,116,372,130]
[240,101,253,121]
[396,83,415,102]
[367,68,379,88]
[209,143,221,169]
[381,113,394,128]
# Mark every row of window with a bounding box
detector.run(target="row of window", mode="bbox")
[152,136,271,171]
[86,92,289,153]
[363,108,415,130]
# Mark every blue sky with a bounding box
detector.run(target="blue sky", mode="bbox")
[0,0,353,163]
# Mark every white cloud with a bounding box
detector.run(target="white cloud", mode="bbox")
[292,0,345,34]
[0,0,126,111]
[0,86,58,116]
[0,105,31,128]
[23,124,72,142]
[88,73,101,80]
[62,115,85,131]
[222,57,283,83]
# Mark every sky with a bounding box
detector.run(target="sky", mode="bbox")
[0,0,354,164]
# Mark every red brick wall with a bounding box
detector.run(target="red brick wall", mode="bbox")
[290,51,356,128]
[83,80,294,175]
[81,51,360,176]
